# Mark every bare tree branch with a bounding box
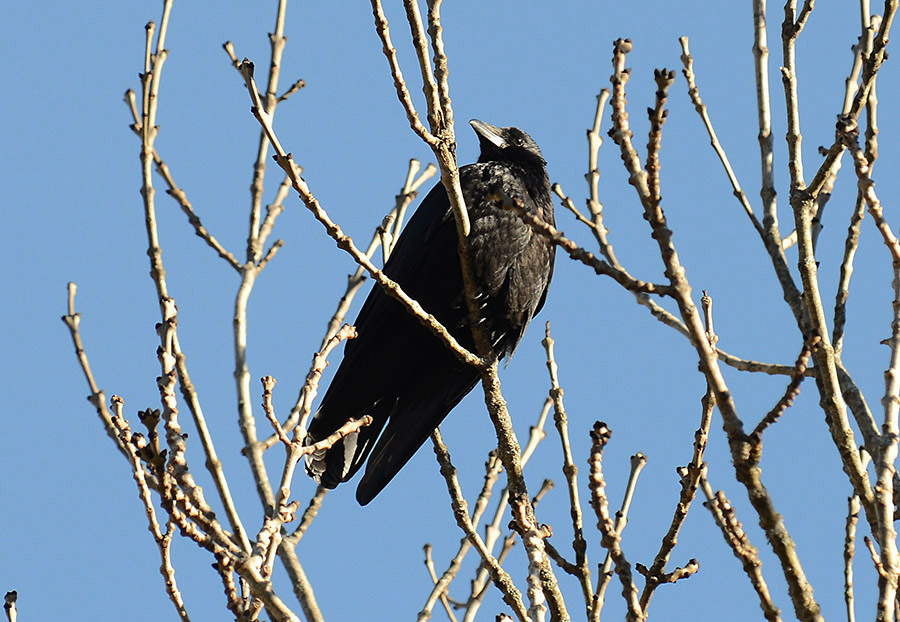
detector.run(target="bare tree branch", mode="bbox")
[430,429,529,622]
[751,337,818,439]
[839,115,900,618]
[542,324,592,613]
[608,38,823,621]
[592,452,646,621]
[678,36,764,237]
[61,282,127,459]
[700,477,782,622]
[638,384,715,612]
[587,423,643,622]
[133,0,254,565]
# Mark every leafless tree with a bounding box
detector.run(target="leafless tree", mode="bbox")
[55,1,900,621]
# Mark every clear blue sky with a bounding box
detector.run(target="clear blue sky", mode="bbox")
[2,2,897,621]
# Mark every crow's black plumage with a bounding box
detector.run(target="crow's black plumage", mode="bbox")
[305,120,554,505]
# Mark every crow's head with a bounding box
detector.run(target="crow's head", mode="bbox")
[470,119,545,166]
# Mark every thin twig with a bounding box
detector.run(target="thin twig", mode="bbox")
[244,0,289,263]
[261,376,290,447]
[278,78,306,102]
[788,112,879,545]
[587,423,643,622]
[430,429,529,622]
[751,337,818,439]
[226,22,329,619]
[370,0,438,145]
[542,324,592,613]
[833,190,868,355]
[701,477,782,622]
[402,0,445,147]
[463,400,552,622]
[844,493,860,622]
[286,486,328,542]
[638,384,715,612]
[781,0,809,193]
[419,451,501,622]
[591,452,646,620]
[804,0,896,201]
[124,90,242,270]
[250,415,373,583]
[294,324,358,440]
[61,283,128,458]
[579,89,617,264]
[749,0,808,327]
[844,448,871,622]
[423,544,459,622]
[154,298,244,558]
[113,406,192,622]
[752,0,778,236]
[678,37,763,237]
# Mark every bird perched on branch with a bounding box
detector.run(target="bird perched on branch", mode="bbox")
[305,120,555,505]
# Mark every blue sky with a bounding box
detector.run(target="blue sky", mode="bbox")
[3,2,898,621]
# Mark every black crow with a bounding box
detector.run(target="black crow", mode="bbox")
[305,119,554,505]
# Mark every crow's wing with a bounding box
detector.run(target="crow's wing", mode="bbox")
[354,341,479,505]
[305,178,465,489]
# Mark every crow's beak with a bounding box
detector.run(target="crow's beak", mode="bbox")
[470,119,505,149]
